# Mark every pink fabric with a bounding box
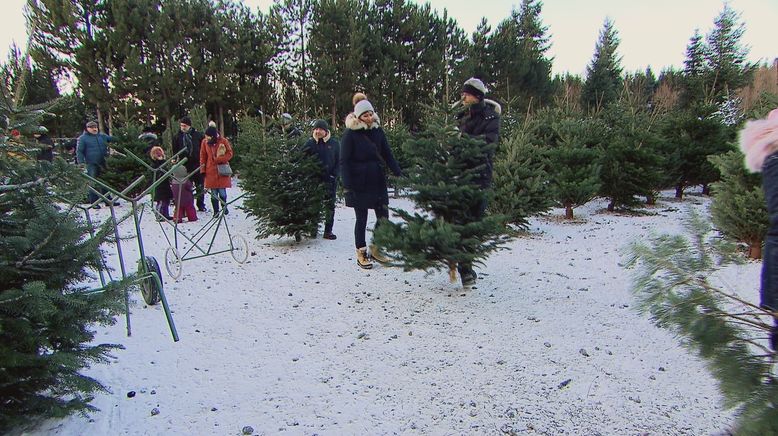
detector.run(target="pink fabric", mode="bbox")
[171,180,197,222]
[739,108,778,172]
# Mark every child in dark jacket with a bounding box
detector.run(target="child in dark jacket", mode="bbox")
[149,145,173,221]
[171,164,198,223]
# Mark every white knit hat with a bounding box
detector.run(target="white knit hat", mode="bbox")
[354,99,375,117]
[462,77,487,99]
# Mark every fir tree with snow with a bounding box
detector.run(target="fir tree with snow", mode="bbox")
[238,116,327,241]
[371,105,511,282]
[0,55,126,432]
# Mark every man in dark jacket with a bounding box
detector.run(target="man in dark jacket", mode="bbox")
[77,120,117,208]
[455,77,501,286]
[172,116,206,211]
[303,119,340,239]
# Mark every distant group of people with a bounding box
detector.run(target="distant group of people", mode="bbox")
[69,77,500,287]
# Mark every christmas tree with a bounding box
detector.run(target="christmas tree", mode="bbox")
[597,100,665,211]
[709,149,767,258]
[238,116,327,241]
[626,212,777,434]
[1,53,126,431]
[372,105,511,282]
[491,128,554,229]
[533,107,601,220]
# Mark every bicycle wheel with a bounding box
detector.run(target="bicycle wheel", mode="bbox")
[165,247,183,279]
[138,256,162,305]
[230,235,249,264]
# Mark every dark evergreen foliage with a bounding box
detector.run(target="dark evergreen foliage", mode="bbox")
[489,0,554,112]
[533,107,601,219]
[596,100,665,211]
[99,126,154,198]
[659,103,736,198]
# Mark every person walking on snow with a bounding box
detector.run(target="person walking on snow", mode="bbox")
[340,95,402,269]
[199,126,234,218]
[303,119,340,240]
[172,116,206,212]
[453,77,501,287]
[76,120,118,208]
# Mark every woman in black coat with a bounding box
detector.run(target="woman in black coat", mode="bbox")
[340,97,402,269]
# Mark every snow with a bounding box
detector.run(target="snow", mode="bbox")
[30,186,754,435]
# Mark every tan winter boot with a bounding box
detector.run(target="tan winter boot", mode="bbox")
[369,244,391,264]
[356,247,373,269]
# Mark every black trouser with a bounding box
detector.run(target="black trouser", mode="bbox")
[761,153,778,312]
[457,197,489,277]
[353,204,388,249]
[324,181,336,234]
[191,172,206,210]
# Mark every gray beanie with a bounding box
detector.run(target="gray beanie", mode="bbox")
[312,119,330,132]
[462,77,487,99]
[354,100,375,117]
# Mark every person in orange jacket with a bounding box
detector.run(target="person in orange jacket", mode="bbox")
[199,126,234,217]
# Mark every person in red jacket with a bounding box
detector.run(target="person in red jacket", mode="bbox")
[199,126,234,217]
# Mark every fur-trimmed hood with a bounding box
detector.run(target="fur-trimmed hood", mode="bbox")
[345,111,381,130]
[311,131,332,143]
[740,108,778,172]
[484,98,502,115]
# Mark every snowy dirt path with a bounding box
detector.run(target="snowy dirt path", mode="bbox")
[31,190,746,435]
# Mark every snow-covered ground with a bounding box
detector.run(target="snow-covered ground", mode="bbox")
[29,186,754,435]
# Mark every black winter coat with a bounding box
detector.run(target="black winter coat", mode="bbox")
[340,120,402,209]
[172,128,204,172]
[303,134,340,184]
[151,159,173,202]
[456,99,501,188]
[35,134,54,162]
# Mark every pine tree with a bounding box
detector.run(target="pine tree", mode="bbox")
[461,18,493,83]
[371,105,511,279]
[660,103,735,199]
[534,107,601,219]
[489,0,553,112]
[626,212,778,434]
[99,125,154,198]
[597,99,664,211]
[238,116,326,241]
[0,49,126,432]
[548,141,601,219]
[704,4,755,101]
[491,127,554,229]
[680,29,707,107]
[308,0,368,127]
[709,150,767,259]
[29,0,116,129]
[581,18,623,111]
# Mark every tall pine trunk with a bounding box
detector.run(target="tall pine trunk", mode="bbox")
[675,183,685,199]
[565,202,574,219]
[747,239,762,259]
